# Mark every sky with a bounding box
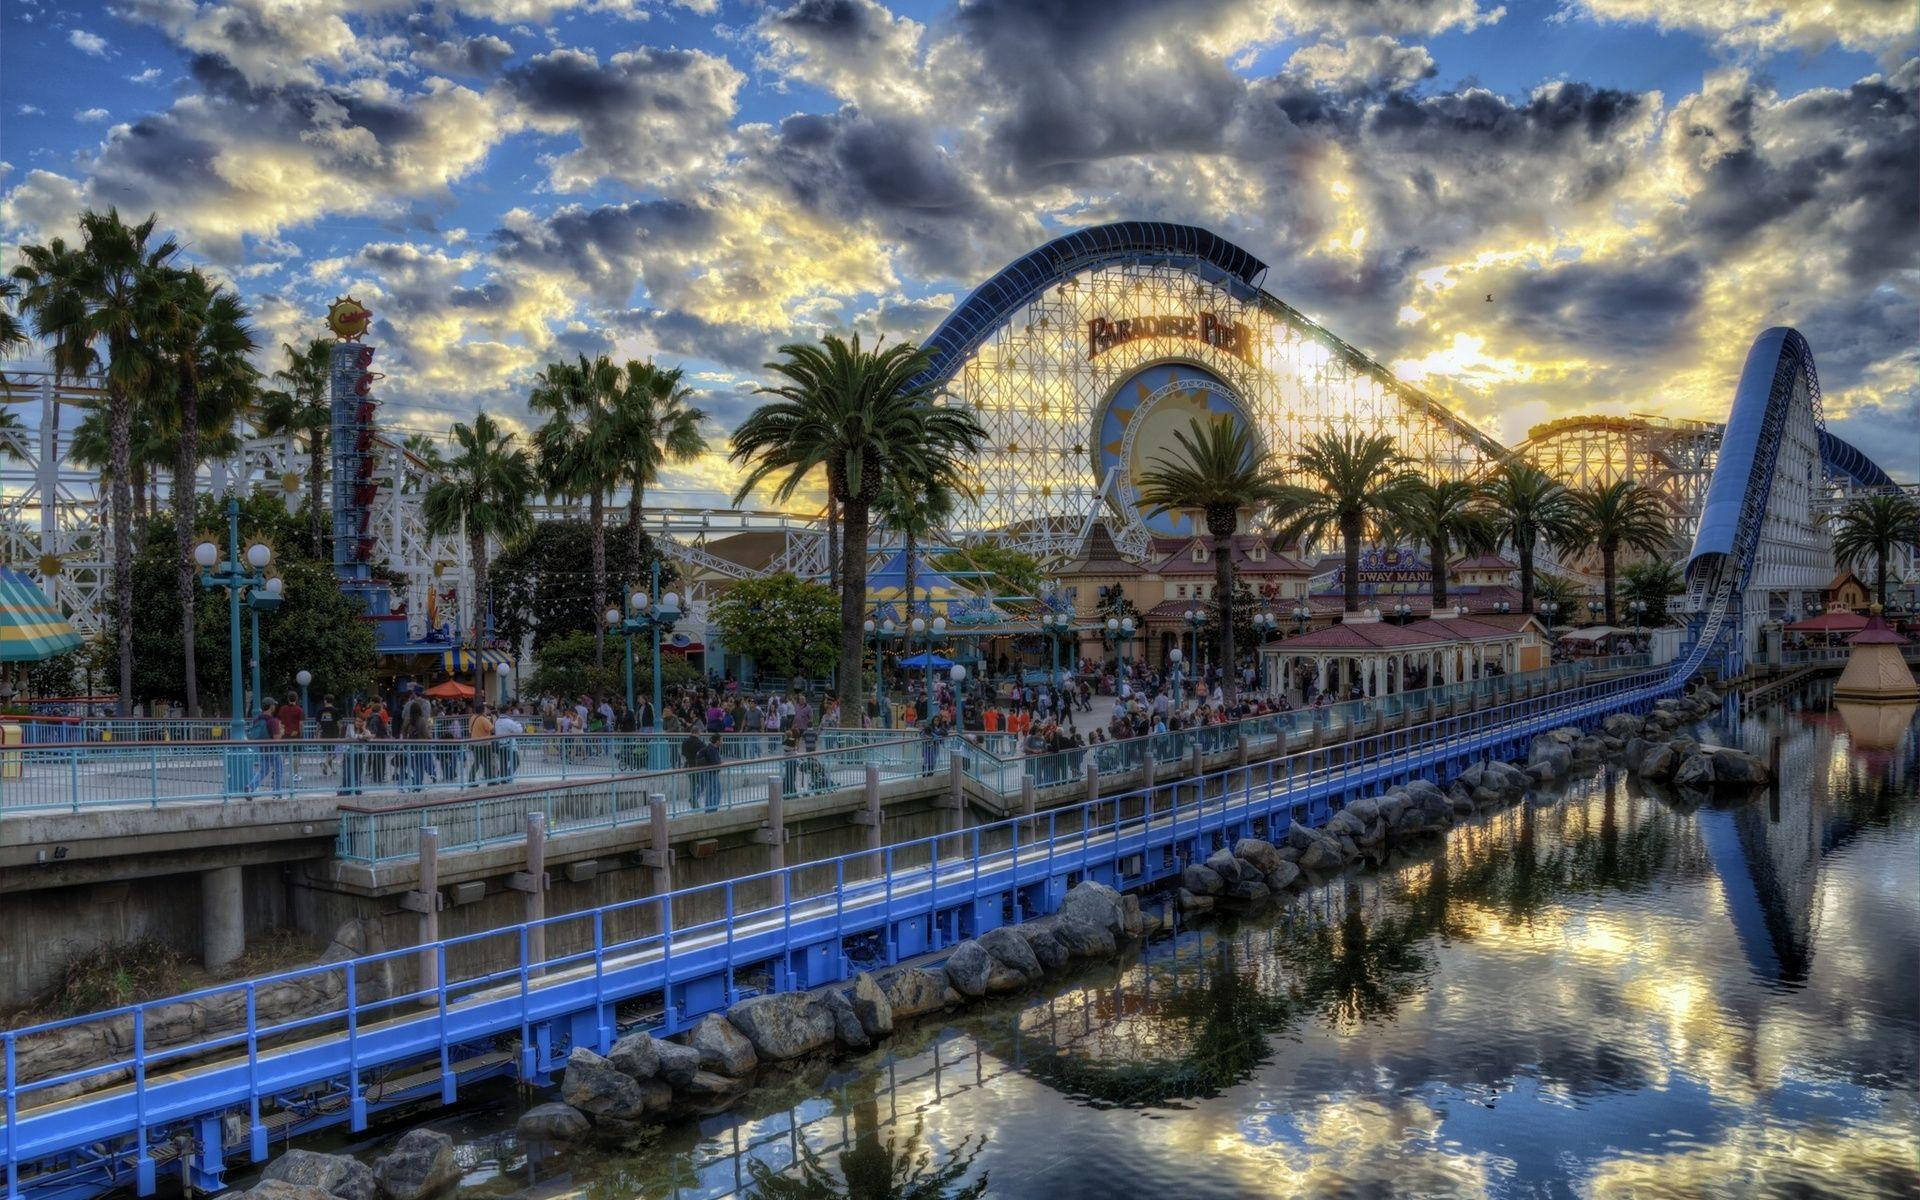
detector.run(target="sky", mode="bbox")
[2,0,1915,507]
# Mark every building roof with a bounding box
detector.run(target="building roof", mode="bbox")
[1451,553,1517,571]
[1265,620,1442,650]
[1057,523,1134,575]
[1787,610,1870,633]
[1150,535,1312,577]
[0,569,81,662]
[1825,568,1866,593]
[1849,616,1908,646]
[1399,615,1532,642]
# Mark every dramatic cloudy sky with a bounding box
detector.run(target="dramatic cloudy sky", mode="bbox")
[3,0,1915,503]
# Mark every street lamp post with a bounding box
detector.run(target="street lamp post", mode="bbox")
[910,615,947,713]
[1102,615,1136,688]
[247,576,283,715]
[950,663,967,733]
[1181,608,1206,697]
[1251,610,1278,690]
[1168,645,1184,706]
[607,559,680,730]
[192,495,276,738]
[1040,611,1074,689]
[1392,601,1412,624]
[1540,599,1559,634]
[296,669,311,716]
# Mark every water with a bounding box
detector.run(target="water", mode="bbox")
[442,690,1920,1199]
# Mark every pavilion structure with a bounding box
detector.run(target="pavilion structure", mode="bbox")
[1260,609,1551,702]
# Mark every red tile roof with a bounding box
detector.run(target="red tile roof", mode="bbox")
[1451,553,1516,571]
[1850,616,1908,645]
[1788,611,1869,633]
[1151,535,1313,576]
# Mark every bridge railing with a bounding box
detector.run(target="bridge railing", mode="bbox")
[0,728,911,814]
[334,738,924,863]
[1,661,1682,1155]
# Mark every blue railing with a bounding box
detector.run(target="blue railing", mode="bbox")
[1,661,1682,1200]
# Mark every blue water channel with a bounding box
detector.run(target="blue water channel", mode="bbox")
[418,686,1920,1199]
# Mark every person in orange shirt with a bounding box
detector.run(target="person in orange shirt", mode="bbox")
[984,707,1002,733]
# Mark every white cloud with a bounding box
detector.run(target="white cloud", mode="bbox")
[75,108,111,122]
[1564,0,1914,61]
[128,67,164,84]
[68,30,108,56]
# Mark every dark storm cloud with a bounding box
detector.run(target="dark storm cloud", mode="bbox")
[186,53,424,142]
[768,0,897,47]
[612,309,782,378]
[1491,257,1705,353]
[491,199,715,304]
[409,26,514,78]
[501,46,740,188]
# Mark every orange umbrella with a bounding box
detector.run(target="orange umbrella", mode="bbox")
[425,679,474,699]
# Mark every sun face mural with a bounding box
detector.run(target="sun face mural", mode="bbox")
[1096,361,1258,537]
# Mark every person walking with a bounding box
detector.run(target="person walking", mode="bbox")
[698,733,724,812]
[246,701,284,795]
[400,685,432,791]
[316,695,341,778]
[468,703,495,785]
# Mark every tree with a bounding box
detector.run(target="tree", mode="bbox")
[1620,558,1683,627]
[105,493,374,709]
[1567,479,1670,624]
[11,208,180,714]
[0,278,27,356]
[1532,571,1584,626]
[611,359,707,582]
[730,334,986,718]
[930,544,1044,601]
[1831,491,1920,611]
[1274,430,1421,615]
[1479,461,1581,614]
[1392,477,1493,609]
[531,355,624,668]
[143,268,257,716]
[711,573,840,682]
[260,338,333,558]
[1136,416,1283,705]
[424,413,534,697]
[874,470,958,621]
[400,432,446,491]
[489,518,673,652]
[520,629,697,704]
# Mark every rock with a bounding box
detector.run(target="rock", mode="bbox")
[824,988,870,1049]
[847,971,893,1038]
[685,1014,757,1078]
[560,1048,649,1122]
[1326,808,1367,841]
[983,960,1030,993]
[262,1150,377,1200]
[1299,838,1344,873]
[1449,793,1476,816]
[1470,786,1505,808]
[653,1038,702,1086]
[679,1070,747,1105]
[1051,915,1117,958]
[638,1077,674,1114]
[979,926,1045,983]
[1638,743,1679,781]
[1180,863,1225,896]
[1574,736,1608,763]
[1346,796,1382,824]
[1458,761,1489,789]
[372,1129,459,1200]
[1016,920,1070,972]
[1233,838,1282,875]
[1336,833,1360,860]
[1673,751,1715,789]
[1203,848,1243,884]
[1119,892,1145,938]
[607,1031,659,1080]
[1177,888,1214,914]
[248,1183,340,1200]
[515,1103,589,1144]
[1265,861,1301,891]
[1224,878,1270,902]
[880,967,959,1019]
[1708,746,1771,785]
[1058,881,1126,937]
[1602,713,1643,739]
[943,939,994,998]
[1285,822,1319,852]
[1377,794,1408,827]
[725,992,839,1061]
[1623,736,1654,772]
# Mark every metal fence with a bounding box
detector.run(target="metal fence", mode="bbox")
[334,738,925,863]
[0,728,914,814]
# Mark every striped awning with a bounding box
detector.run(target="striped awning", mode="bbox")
[441,648,512,673]
[0,568,81,662]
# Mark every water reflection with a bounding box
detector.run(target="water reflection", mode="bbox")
[540,698,1916,1199]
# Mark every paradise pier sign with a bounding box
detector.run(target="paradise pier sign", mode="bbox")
[1086,311,1257,365]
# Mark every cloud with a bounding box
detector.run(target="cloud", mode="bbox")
[68,30,108,56]
[1563,0,1915,62]
[129,67,165,83]
[75,108,112,123]
[407,23,515,77]
[1283,36,1438,92]
[501,46,744,191]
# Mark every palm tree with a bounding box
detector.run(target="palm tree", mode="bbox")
[873,470,959,627]
[12,209,179,713]
[1273,431,1421,615]
[1137,417,1283,705]
[730,335,986,718]
[425,413,534,698]
[1479,461,1581,614]
[143,268,257,715]
[1620,558,1683,627]
[0,278,27,356]
[1831,491,1920,611]
[1567,479,1671,624]
[1392,477,1493,609]
[612,359,707,579]
[1532,571,1583,628]
[260,339,333,558]
[531,355,623,667]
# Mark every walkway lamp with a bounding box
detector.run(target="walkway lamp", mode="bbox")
[1492,601,1511,614]
[1169,645,1184,703]
[911,615,947,705]
[1588,599,1604,623]
[865,617,901,726]
[1392,601,1412,623]
[296,669,311,717]
[1040,610,1074,688]
[609,560,679,738]
[245,574,283,722]
[192,497,282,736]
[950,663,967,732]
[1182,607,1207,681]
[1291,604,1312,635]
[1540,599,1559,634]
[1252,610,1278,688]
[1103,614,1136,686]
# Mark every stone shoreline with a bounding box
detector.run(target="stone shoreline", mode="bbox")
[219,682,1759,1198]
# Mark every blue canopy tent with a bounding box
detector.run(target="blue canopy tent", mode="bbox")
[897,652,956,670]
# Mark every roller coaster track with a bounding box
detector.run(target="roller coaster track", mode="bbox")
[0,328,1828,1200]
